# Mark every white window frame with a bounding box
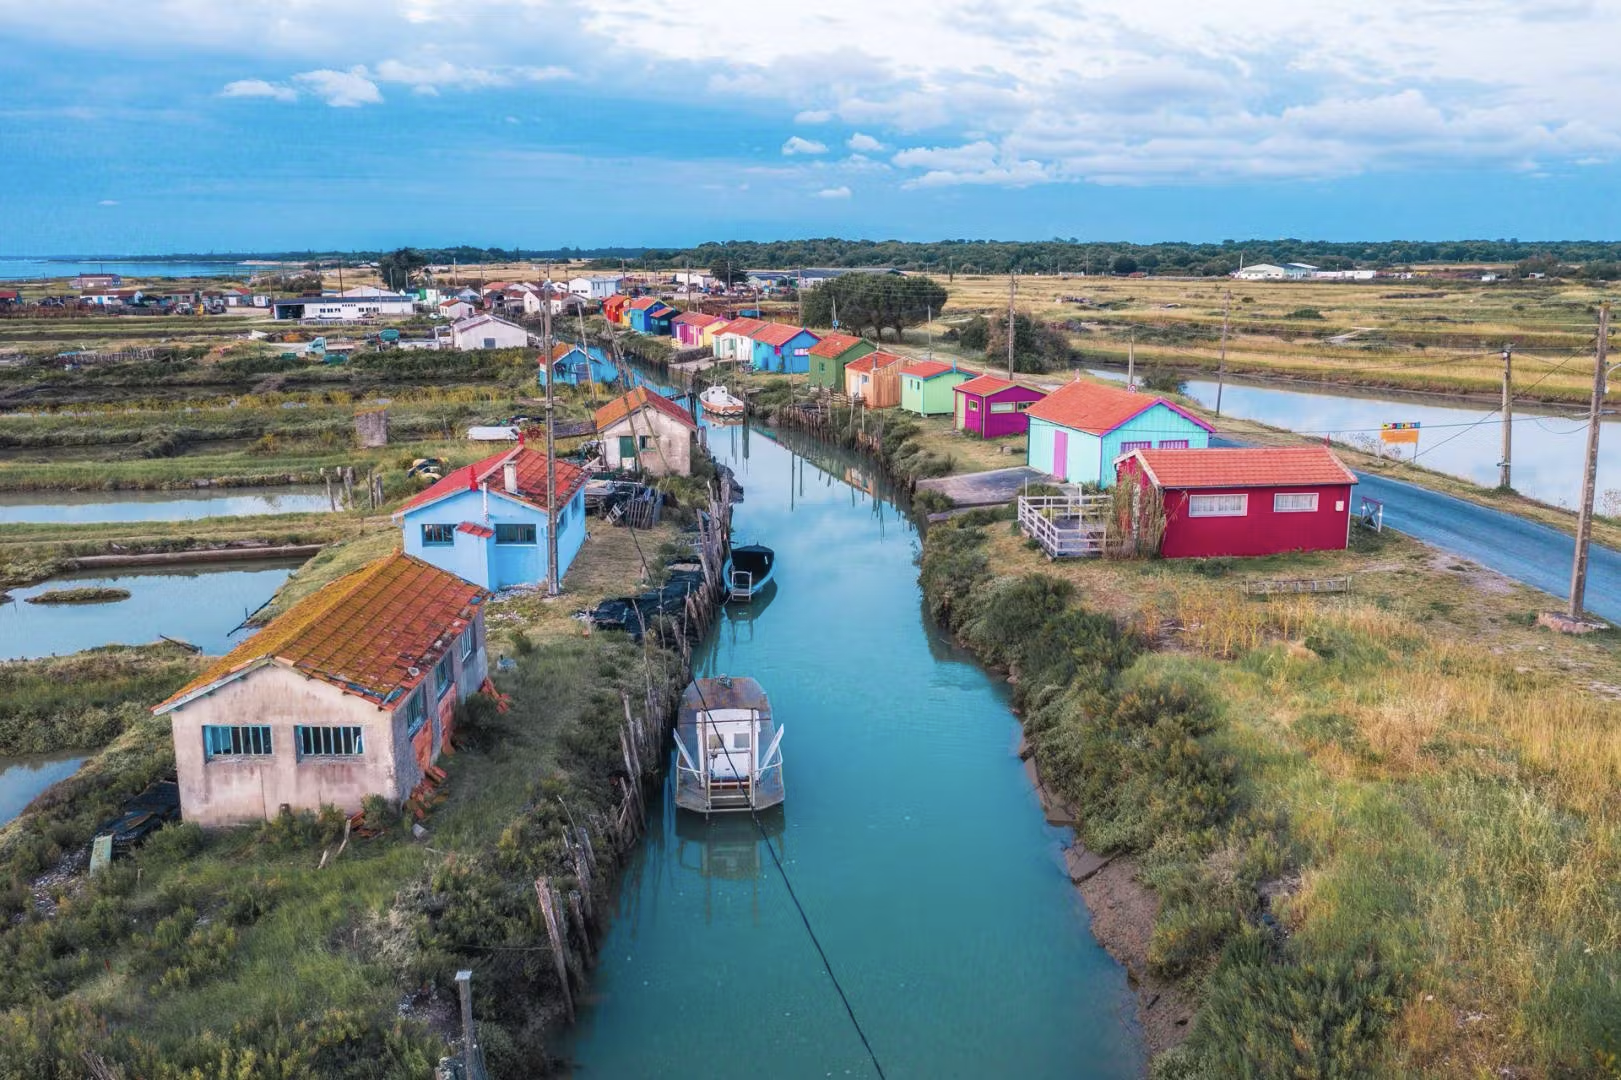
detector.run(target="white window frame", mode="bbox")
[1273,492,1319,513]
[1188,493,1248,517]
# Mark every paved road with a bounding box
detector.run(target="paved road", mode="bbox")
[1211,437,1621,623]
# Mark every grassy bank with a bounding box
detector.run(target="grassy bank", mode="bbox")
[917,507,1621,1076]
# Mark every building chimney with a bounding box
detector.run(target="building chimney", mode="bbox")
[503,461,518,494]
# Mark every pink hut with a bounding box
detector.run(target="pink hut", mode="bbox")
[953,374,1047,438]
[671,311,722,348]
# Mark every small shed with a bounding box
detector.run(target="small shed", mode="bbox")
[807,333,874,389]
[1026,378,1212,488]
[671,311,723,348]
[953,375,1046,438]
[450,314,530,351]
[712,317,767,361]
[843,350,908,408]
[542,342,618,387]
[899,360,973,416]
[748,323,819,374]
[594,386,699,476]
[603,294,632,325]
[627,297,678,335]
[1117,446,1357,558]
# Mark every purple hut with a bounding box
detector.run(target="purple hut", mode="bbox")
[953,374,1047,438]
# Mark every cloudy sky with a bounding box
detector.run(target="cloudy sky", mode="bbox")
[1,0,1618,252]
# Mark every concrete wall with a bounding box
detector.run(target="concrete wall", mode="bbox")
[601,411,692,476]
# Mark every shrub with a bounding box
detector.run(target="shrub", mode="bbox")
[917,524,990,631]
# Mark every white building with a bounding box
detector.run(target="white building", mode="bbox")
[1233,264,1285,280]
[438,298,474,320]
[450,313,531,350]
[569,275,624,300]
[1310,269,1377,281]
[339,285,400,298]
[671,270,712,290]
[270,294,416,321]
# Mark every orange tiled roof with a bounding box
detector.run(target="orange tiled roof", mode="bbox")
[750,322,814,347]
[1024,379,1213,436]
[154,552,485,712]
[1129,447,1357,490]
[716,317,767,338]
[808,333,867,358]
[397,445,589,515]
[594,385,698,432]
[900,360,958,379]
[954,374,1013,395]
[545,341,581,362]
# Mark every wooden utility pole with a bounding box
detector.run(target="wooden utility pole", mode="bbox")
[1127,329,1136,390]
[1215,289,1231,416]
[543,300,559,597]
[455,970,480,1080]
[1568,302,1610,619]
[1499,343,1514,490]
[1006,272,1016,381]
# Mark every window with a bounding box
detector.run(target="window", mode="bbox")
[460,622,478,660]
[1158,439,1189,449]
[421,523,455,546]
[968,399,981,411]
[495,523,536,545]
[482,337,496,348]
[1273,492,1319,513]
[558,502,570,530]
[1188,494,1248,517]
[990,402,1015,414]
[296,725,364,758]
[203,724,272,760]
[435,653,455,698]
[404,690,427,737]
[1120,440,1152,452]
[1014,401,1033,412]
[638,435,653,450]
[731,732,752,750]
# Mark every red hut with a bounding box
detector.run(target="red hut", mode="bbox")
[1117,446,1357,559]
[953,374,1047,438]
[602,294,631,326]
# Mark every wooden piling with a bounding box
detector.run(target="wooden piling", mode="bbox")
[534,878,574,1024]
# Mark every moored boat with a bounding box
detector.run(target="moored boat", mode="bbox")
[727,543,775,600]
[674,676,784,814]
[699,384,746,420]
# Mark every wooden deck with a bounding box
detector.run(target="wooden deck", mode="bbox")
[1017,492,1110,558]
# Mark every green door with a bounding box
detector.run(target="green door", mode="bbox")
[618,435,637,461]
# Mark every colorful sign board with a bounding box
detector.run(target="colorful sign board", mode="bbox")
[1380,422,1421,445]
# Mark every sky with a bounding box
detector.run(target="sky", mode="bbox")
[2,0,1620,253]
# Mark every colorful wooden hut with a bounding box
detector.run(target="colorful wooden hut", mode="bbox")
[952,375,1046,438]
[899,360,973,416]
[807,333,875,389]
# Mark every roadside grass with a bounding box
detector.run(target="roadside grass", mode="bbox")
[922,514,1621,1076]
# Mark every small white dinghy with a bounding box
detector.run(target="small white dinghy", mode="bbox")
[699,384,746,420]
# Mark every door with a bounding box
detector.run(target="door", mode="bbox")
[1052,429,1069,479]
[955,394,966,429]
[617,435,636,463]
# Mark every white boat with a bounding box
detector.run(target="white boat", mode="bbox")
[674,676,784,814]
[727,544,775,601]
[699,384,746,419]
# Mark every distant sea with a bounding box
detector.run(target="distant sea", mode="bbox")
[0,259,252,281]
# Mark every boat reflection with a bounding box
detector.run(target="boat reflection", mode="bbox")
[673,804,788,925]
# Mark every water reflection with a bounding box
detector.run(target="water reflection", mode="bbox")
[0,486,336,524]
[673,804,788,925]
[0,751,85,826]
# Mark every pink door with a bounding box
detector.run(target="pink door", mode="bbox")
[1052,429,1068,479]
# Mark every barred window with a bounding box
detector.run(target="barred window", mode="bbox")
[421,523,455,546]
[495,523,536,545]
[296,725,364,758]
[1273,492,1319,513]
[203,724,272,760]
[1188,494,1248,517]
[405,690,427,737]
[1120,440,1152,452]
[435,653,455,698]
[460,623,478,660]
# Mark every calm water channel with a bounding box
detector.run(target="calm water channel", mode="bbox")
[0,560,302,660]
[1090,367,1619,509]
[0,751,84,827]
[0,486,334,524]
[0,259,249,281]
[567,423,1143,1078]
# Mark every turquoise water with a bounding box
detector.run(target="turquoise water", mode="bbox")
[566,424,1143,1077]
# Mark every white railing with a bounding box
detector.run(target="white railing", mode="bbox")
[1017,493,1110,559]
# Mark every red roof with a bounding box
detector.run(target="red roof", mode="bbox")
[717,317,767,338]
[1128,447,1357,490]
[808,333,867,358]
[627,296,659,310]
[900,360,957,379]
[954,374,1013,395]
[456,521,494,538]
[397,445,588,515]
[594,385,698,432]
[544,341,582,362]
[1024,379,1213,436]
[672,311,720,327]
[155,552,485,712]
[844,350,910,375]
[750,323,814,347]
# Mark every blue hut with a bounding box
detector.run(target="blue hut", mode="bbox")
[542,342,619,387]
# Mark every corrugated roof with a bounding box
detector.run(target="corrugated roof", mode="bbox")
[900,360,957,379]
[750,323,814,347]
[594,385,698,432]
[808,333,867,358]
[155,552,485,713]
[1024,379,1213,436]
[397,445,589,515]
[1129,447,1357,490]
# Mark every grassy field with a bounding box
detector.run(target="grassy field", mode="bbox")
[919,274,1614,405]
[918,506,1621,1077]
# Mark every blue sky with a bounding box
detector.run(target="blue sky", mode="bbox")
[2,0,1619,254]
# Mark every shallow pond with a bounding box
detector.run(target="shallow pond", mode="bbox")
[0,486,335,523]
[0,751,85,826]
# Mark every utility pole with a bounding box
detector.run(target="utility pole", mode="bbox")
[1127,329,1136,390]
[1568,302,1610,620]
[455,970,479,1080]
[797,268,803,326]
[1215,288,1231,416]
[543,299,559,598]
[1006,272,1016,381]
[1499,343,1514,490]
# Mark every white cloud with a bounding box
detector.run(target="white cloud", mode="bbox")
[795,109,833,124]
[782,135,828,155]
[847,132,884,152]
[96,199,119,206]
[293,67,383,107]
[220,79,296,103]
[815,185,852,198]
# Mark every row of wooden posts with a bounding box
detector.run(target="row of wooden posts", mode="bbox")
[532,476,733,1027]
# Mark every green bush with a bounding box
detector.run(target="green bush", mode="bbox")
[917,523,990,631]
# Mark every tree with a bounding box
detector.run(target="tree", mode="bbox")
[801,273,948,340]
[983,312,1075,374]
[1111,254,1139,275]
[377,248,428,292]
[710,261,748,287]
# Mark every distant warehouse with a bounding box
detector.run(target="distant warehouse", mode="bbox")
[271,293,415,321]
